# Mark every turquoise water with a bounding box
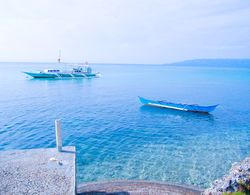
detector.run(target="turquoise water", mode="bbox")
[0,62,250,188]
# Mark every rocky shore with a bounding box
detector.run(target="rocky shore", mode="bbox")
[204,157,250,194]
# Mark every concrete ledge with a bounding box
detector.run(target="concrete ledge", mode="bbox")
[77,180,203,195]
[0,146,76,195]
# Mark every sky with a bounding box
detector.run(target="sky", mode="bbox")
[0,0,250,64]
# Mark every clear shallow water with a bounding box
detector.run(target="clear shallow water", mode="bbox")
[0,62,250,188]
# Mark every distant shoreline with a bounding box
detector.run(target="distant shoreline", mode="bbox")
[0,58,250,68]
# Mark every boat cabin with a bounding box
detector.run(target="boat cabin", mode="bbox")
[73,66,92,73]
[44,69,61,73]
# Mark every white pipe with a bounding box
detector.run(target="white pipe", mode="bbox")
[55,119,62,152]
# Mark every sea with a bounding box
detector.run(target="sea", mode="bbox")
[0,61,250,188]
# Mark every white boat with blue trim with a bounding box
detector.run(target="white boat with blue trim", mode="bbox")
[139,96,218,113]
[24,64,99,79]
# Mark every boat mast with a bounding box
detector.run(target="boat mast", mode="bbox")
[57,50,61,63]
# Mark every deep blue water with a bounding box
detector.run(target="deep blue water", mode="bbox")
[0,62,250,188]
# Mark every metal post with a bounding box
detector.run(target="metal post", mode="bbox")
[55,119,62,152]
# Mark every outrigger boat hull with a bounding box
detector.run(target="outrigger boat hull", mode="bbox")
[24,72,57,78]
[24,72,98,78]
[139,96,218,113]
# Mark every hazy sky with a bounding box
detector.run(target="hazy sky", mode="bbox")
[0,0,250,63]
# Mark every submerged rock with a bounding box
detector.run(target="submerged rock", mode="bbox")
[203,157,250,195]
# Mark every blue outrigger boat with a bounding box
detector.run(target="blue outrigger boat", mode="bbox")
[139,97,218,113]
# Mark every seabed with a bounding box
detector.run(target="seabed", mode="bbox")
[0,146,203,195]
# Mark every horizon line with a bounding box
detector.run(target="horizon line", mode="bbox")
[0,58,250,65]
